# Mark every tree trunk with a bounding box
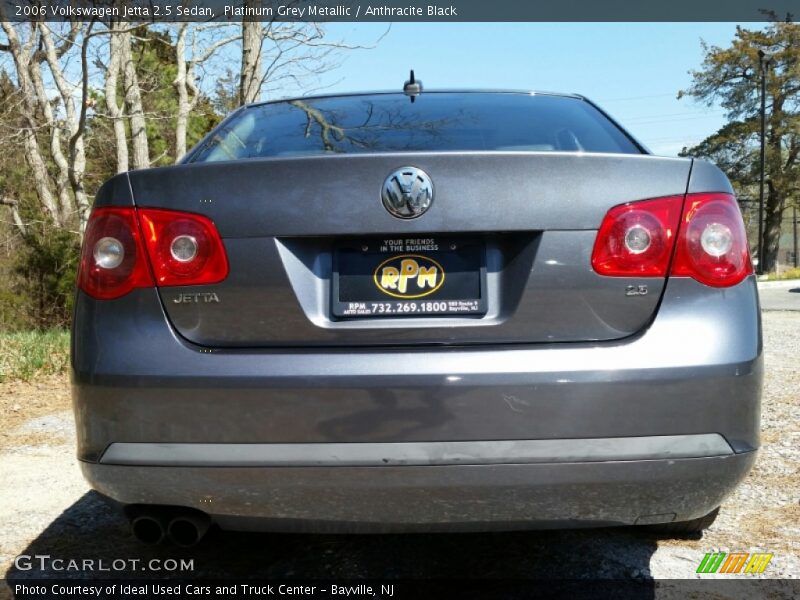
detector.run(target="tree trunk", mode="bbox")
[0,196,26,235]
[120,27,150,169]
[105,21,129,174]
[20,129,61,226]
[173,23,191,160]
[760,94,788,273]
[240,2,263,105]
[27,49,74,226]
[760,184,784,272]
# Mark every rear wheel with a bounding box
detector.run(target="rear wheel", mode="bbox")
[649,507,720,536]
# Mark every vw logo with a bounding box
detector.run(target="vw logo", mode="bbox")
[381,167,434,219]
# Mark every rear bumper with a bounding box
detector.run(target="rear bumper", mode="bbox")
[83,450,756,532]
[72,276,762,529]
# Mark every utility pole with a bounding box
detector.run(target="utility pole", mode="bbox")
[794,205,798,268]
[757,50,769,274]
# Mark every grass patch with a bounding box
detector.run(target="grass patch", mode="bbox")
[0,329,70,382]
[766,267,800,281]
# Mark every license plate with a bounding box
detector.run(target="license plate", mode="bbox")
[332,236,487,318]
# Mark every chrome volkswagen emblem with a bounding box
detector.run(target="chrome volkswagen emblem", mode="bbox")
[381,167,433,219]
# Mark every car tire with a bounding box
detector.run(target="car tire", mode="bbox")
[648,507,720,536]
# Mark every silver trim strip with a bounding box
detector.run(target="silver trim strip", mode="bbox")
[99,434,733,467]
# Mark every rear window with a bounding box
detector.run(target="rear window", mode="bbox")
[190,92,642,162]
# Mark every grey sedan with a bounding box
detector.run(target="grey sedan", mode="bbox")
[71,89,761,546]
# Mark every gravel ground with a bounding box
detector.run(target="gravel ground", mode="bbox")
[0,313,798,594]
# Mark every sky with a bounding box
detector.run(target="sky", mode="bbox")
[278,22,757,156]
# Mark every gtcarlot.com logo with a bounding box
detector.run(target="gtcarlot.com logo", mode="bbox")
[14,554,194,572]
[696,551,773,574]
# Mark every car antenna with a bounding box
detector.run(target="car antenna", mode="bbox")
[403,70,422,103]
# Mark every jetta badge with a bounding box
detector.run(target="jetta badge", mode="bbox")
[381,167,433,219]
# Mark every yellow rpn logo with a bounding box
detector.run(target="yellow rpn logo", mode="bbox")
[373,254,445,299]
[696,552,773,574]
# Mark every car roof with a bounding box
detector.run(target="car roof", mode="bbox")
[244,89,586,109]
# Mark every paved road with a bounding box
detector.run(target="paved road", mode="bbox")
[758,280,800,311]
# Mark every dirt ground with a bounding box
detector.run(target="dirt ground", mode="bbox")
[1,313,798,593]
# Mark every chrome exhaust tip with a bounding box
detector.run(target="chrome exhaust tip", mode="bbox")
[166,513,211,547]
[130,514,166,545]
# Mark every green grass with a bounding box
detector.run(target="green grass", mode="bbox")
[0,330,70,382]
[766,267,800,281]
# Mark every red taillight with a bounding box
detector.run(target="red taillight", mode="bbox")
[78,207,228,300]
[591,196,683,277]
[78,207,153,300]
[137,208,228,286]
[591,192,752,288]
[671,193,752,287]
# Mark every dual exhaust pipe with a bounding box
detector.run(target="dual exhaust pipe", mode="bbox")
[129,507,211,547]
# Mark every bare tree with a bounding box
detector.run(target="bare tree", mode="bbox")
[103,19,130,174]
[0,7,383,240]
[0,19,62,228]
[174,22,240,160]
[120,25,150,169]
[1,16,141,234]
[238,3,386,105]
[39,22,92,229]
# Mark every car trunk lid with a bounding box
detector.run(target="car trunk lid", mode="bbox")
[127,152,692,347]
